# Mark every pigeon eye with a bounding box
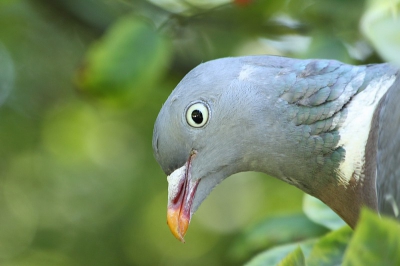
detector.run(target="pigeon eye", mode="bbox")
[186,102,209,128]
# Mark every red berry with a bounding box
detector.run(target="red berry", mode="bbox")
[234,0,252,7]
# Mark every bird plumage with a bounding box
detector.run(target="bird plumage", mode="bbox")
[377,76,400,217]
[152,55,400,241]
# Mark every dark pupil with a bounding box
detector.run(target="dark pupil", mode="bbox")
[191,110,203,124]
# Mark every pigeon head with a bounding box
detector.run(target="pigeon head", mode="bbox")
[153,57,292,241]
[153,55,397,242]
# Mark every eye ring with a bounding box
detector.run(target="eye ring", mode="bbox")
[185,102,210,128]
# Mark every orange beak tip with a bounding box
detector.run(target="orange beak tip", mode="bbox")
[167,207,190,243]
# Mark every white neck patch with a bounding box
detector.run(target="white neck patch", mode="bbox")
[337,73,396,185]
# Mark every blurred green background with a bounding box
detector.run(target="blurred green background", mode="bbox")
[0,0,398,265]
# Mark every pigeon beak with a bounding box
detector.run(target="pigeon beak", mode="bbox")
[166,151,199,242]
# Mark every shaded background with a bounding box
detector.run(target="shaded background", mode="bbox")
[0,0,397,265]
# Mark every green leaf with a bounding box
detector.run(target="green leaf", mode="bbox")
[230,213,328,261]
[76,16,171,105]
[245,239,316,266]
[306,226,352,266]
[303,194,346,230]
[0,42,14,104]
[146,0,228,14]
[343,208,400,266]
[361,0,400,66]
[278,247,306,266]
[300,34,352,63]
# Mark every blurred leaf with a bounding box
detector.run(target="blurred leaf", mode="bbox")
[0,183,37,259]
[77,16,171,105]
[277,247,305,266]
[42,102,99,163]
[301,34,352,63]
[361,0,400,66]
[303,194,346,230]
[231,213,327,262]
[306,226,352,266]
[48,0,124,30]
[343,209,400,266]
[147,0,230,14]
[160,0,289,67]
[287,0,364,42]
[0,42,14,106]
[196,173,268,234]
[2,249,76,266]
[245,239,316,266]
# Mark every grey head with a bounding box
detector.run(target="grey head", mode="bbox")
[152,55,399,241]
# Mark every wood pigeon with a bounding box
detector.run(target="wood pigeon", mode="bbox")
[152,55,400,242]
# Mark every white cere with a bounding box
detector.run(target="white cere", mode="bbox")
[167,164,186,202]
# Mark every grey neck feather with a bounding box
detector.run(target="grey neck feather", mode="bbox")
[234,57,398,227]
[376,75,400,219]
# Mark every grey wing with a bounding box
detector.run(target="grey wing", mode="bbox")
[278,59,365,127]
[377,74,400,219]
[269,59,367,172]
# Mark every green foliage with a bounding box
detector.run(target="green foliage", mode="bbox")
[0,42,14,104]
[306,226,352,266]
[343,209,400,266]
[278,247,306,266]
[246,239,316,266]
[0,0,399,265]
[361,0,400,66]
[76,16,171,105]
[248,208,400,266]
[302,195,346,230]
[230,213,328,261]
